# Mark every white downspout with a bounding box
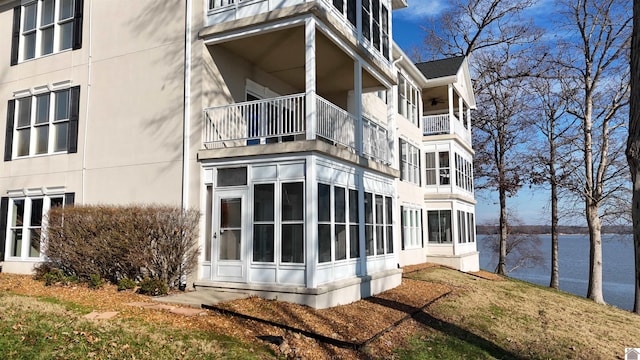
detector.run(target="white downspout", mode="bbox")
[81,0,94,205]
[182,0,192,210]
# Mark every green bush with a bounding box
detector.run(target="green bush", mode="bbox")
[42,269,77,287]
[117,278,137,291]
[88,274,104,289]
[137,278,168,296]
[43,205,200,290]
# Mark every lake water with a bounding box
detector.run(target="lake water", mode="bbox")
[478,234,636,311]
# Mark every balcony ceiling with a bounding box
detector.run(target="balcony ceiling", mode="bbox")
[422,86,450,112]
[216,25,382,94]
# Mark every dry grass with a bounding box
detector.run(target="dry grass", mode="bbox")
[2,266,640,359]
[408,268,640,359]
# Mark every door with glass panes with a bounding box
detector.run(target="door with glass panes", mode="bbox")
[212,190,246,282]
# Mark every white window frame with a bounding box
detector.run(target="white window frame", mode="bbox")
[402,206,422,250]
[454,153,474,192]
[5,193,64,260]
[397,72,420,126]
[19,0,75,62]
[13,88,71,158]
[400,139,420,185]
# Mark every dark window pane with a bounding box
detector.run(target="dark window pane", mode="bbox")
[333,0,344,11]
[253,224,274,262]
[23,3,37,31]
[219,230,241,260]
[428,211,439,243]
[17,97,32,127]
[59,0,74,20]
[318,183,331,222]
[362,11,370,40]
[365,192,373,224]
[376,225,384,254]
[41,27,54,55]
[282,182,304,221]
[12,200,25,226]
[282,224,304,263]
[23,33,36,60]
[254,184,274,221]
[318,224,331,263]
[375,195,383,224]
[385,196,392,225]
[335,225,346,260]
[349,189,358,223]
[17,129,30,157]
[51,197,64,208]
[35,125,49,154]
[59,21,73,50]
[335,187,346,223]
[55,90,70,120]
[35,94,50,124]
[349,225,359,258]
[29,229,41,257]
[41,0,55,25]
[217,167,247,186]
[365,225,373,256]
[53,122,68,152]
[12,229,23,257]
[220,198,241,228]
[386,226,393,253]
[347,0,356,25]
[30,199,43,227]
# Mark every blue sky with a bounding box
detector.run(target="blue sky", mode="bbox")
[392,1,552,225]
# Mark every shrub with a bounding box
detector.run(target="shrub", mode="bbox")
[43,205,200,290]
[88,274,104,289]
[117,278,137,291]
[137,278,168,296]
[42,268,77,287]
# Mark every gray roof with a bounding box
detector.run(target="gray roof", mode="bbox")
[415,56,465,79]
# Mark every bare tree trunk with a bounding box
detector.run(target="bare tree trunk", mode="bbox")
[550,165,560,289]
[584,89,606,304]
[627,0,640,314]
[498,185,508,275]
[586,205,605,303]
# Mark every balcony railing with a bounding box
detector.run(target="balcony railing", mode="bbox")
[423,113,471,145]
[203,94,391,165]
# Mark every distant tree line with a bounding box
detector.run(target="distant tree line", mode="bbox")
[476,225,633,235]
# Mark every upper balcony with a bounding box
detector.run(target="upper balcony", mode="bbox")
[204,0,397,68]
[202,93,392,166]
[423,113,471,145]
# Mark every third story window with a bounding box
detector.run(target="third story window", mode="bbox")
[11,0,83,65]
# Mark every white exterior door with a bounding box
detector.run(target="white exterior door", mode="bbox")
[212,190,247,282]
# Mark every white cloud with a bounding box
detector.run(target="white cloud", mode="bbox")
[394,0,447,21]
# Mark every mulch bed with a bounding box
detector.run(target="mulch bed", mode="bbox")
[0,264,492,359]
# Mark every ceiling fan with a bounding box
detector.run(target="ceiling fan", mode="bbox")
[430,98,446,106]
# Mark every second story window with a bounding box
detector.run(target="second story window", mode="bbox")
[425,151,451,186]
[400,139,420,185]
[4,86,80,161]
[455,153,474,193]
[11,0,83,65]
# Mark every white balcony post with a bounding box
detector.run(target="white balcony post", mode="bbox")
[458,96,464,127]
[447,84,454,135]
[305,18,317,140]
[354,60,363,155]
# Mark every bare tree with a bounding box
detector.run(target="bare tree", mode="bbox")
[421,0,543,275]
[558,0,631,304]
[527,75,577,289]
[482,215,545,274]
[626,0,640,314]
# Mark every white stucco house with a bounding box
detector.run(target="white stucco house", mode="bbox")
[0,0,478,308]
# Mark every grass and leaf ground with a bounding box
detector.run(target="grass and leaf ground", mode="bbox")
[1,265,639,359]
